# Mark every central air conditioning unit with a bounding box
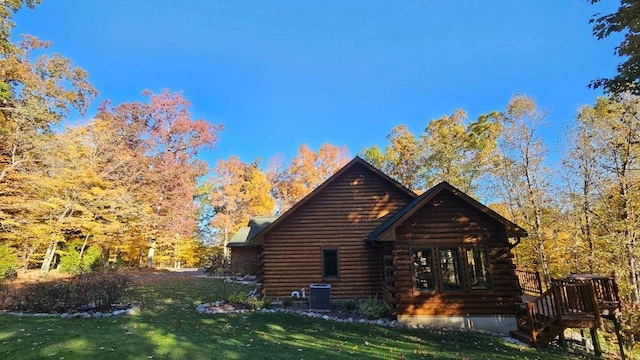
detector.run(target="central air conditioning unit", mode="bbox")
[309,283,331,311]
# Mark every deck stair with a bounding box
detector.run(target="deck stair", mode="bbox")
[510,271,620,352]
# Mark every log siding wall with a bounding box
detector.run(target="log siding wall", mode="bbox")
[261,164,414,299]
[230,247,261,276]
[392,191,521,316]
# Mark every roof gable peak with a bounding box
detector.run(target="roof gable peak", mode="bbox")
[249,156,417,245]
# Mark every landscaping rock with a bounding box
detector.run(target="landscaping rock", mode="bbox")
[125,308,138,316]
[93,312,103,318]
[113,310,126,316]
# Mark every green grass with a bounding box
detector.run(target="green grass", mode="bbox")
[0,277,584,359]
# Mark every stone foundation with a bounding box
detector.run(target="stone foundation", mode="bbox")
[397,314,517,334]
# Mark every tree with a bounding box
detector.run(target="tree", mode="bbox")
[269,143,350,212]
[491,95,555,285]
[208,156,275,251]
[362,125,422,191]
[589,0,640,94]
[96,89,222,268]
[0,34,97,183]
[362,113,501,195]
[0,1,41,54]
[0,4,97,271]
[563,121,601,273]
[420,109,501,194]
[575,95,640,303]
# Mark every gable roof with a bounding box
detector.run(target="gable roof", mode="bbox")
[249,156,417,245]
[366,181,528,241]
[227,216,277,247]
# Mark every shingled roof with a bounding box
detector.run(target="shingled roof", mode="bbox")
[365,181,528,241]
[227,216,278,247]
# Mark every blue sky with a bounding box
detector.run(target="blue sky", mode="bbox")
[14,1,620,169]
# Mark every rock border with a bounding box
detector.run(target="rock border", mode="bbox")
[0,305,141,319]
[195,300,521,343]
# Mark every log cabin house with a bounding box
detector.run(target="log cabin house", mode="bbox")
[228,156,528,332]
[227,217,276,275]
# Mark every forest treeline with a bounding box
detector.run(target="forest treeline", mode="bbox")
[0,1,639,315]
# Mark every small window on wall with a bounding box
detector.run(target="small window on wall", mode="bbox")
[466,247,491,290]
[439,248,462,291]
[322,249,339,278]
[412,249,435,291]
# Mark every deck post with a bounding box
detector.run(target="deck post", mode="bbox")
[590,328,602,358]
[612,316,626,360]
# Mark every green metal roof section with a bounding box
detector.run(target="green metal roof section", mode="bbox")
[227,216,278,247]
[227,227,251,247]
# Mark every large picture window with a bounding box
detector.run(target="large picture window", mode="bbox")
[466,247,491,290]
[439,248,462,291]
[322,249,339,278]
[412,249,435,291]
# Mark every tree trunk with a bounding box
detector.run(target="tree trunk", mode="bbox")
[101,247,110,268]
[173,236,180,269]
[79,233,90,259]
[147,238,156,269]
[41,240,58,273]
[628,243,639,303]
[582,163,595,273]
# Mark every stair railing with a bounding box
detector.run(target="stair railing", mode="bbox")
[516,269,543,295]
[525,287,558,344]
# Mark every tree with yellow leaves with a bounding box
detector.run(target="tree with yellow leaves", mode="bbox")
[208,156,275,249]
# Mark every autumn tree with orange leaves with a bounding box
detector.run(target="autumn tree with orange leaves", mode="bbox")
[268,143,350,213]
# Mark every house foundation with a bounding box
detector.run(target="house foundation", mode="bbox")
[397,314,518,334]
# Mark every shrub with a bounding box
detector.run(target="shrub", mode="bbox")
[245,297,270,310]
[203,246,225,276]
[227,291,247,303]
[0,244,18,280]
[342,299,358,311]
[2,271,131,313]
[281,297,293,307]
[59,243,102,274]
[359,297,387,319]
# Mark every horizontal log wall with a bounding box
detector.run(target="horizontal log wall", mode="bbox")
[261,163,414,299]
[230,247,261,276]
[394,190,521,316]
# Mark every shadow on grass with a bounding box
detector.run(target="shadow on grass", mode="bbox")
[0,277,577,359]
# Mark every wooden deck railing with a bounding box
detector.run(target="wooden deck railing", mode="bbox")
[566,274,621,315]
[516,269,543,295]
[514,273,621,356]
[525,287,558,345]
[551,281,601,327]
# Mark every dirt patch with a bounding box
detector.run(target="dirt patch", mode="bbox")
[7,269,72,284]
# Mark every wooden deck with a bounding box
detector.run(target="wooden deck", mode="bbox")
[511,270,621,352]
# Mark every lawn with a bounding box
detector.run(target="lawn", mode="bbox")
[0,276,584,359]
